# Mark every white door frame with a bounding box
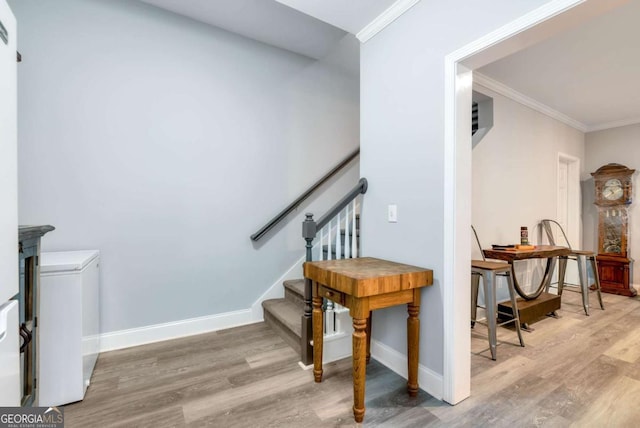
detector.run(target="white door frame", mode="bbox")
[443,0,626,404]
[558,152,582,248]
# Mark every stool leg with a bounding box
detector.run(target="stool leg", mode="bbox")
[590,256,605,310]
[471,272,480,328]
[576,255,590,315]
[557,256,568,295]
[505,270,524,348]
[483,271,497,361]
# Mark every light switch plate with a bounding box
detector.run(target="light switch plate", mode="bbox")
[388,204,397,223]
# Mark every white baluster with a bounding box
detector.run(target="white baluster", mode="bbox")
[319,226,324,261]
[325,218,336,333]
[351,200,358,258]
[335,211,342,260]
[327,220,332,260]
[344,204,351,259]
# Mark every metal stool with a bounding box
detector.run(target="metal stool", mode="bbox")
[471,226,525,360]
[541,219,604,315]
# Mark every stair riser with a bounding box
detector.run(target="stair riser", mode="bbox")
[285,287,305,307]
[263,310,301,355]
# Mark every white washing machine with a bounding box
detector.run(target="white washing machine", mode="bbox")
[38,250,100,407]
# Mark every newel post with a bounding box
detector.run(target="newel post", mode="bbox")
[301,213,317,365]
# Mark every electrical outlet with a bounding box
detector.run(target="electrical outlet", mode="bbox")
[388,204,398,223]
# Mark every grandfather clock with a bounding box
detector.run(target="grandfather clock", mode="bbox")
[591,163,636,296]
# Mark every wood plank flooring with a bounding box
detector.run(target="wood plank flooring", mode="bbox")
[64,288,640,427]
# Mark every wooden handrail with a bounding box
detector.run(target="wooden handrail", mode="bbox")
[250,148,360,242]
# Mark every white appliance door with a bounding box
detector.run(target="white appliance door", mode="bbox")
[0,300,20,406]
[0,1,19,303]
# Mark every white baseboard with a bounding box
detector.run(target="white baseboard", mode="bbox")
[322,307,354,363]
[99,309,255,352]
[99,254,309,353]
[323,332,352,363]
[371,339,444,400]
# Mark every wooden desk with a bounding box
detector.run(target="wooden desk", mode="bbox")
[304,257,433,423]
[483,245,570,329]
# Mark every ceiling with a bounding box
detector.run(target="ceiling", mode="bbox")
[138,0,638,133]
[139,0,399,60]
[274,0,398,34]
[139,0,347,59]
[478,0,640,133]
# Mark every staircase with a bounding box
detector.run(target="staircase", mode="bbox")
[262,279,305,354]
[263,222,360,357]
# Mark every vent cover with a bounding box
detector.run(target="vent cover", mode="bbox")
[472,91,493,148]
[0,19,8,45]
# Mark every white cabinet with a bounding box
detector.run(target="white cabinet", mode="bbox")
[38,250,100,407]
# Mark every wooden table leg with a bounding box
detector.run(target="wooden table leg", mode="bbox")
[312,294,324,383]
[352,317,367,423]
[407,291,420,397]
[365,311,372,364]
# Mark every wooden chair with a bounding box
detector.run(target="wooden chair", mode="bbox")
[471,226,524,360]
[540,219,604,316]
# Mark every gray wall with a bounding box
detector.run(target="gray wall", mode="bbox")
[11,0,359,333]
[360,0,552,377]
[585,124,640,285]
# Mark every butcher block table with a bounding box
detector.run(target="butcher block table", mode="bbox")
[303,257,433,423]
[482,245,571,329]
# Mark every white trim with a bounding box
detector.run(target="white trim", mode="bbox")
[557,152,581,249]
[356,0,421,43]
[443,60,473,405]
[250,254,305,321]
[474,73,640,134]
[474,73,587,132]
[101,252,308,352]
[453,0,590,64]
[444,0,612,406]
[322,331,352,363]
[322,308,354,362]
[587,117,640,133]
[371,339,443,400]
[99,309,255,352]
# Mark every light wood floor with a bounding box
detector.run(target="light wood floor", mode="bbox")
[65,289,640,427]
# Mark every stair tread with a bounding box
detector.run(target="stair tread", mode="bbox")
[283,279,305,299]
[262,298,302,337]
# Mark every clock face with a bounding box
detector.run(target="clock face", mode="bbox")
[603,178,623,201]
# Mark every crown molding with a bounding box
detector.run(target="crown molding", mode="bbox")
[356,0,421,43]
[474,72,588,132]
[586,117,640,133]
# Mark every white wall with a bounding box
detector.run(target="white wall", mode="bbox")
[360,0,554,394]
[11,0,359,334]
[0,0,18,304]
[471,85,585,250]
[585,124,640,285]
[472,84,585,295]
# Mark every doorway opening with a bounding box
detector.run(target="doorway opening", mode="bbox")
[443,0,628,404]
